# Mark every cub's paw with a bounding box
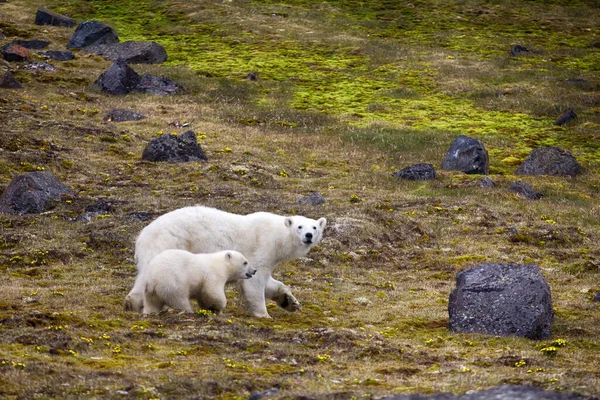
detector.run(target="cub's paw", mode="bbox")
[279,293,301,312]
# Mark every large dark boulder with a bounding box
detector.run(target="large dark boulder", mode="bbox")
[93,59,141,95]
[2,43,29,62]
[39,50,74,61]
[81,41,167,64]
[67,21,119,49]
[0,171,72,215]
[135,74,183,95]
[508,180,542,200]
[441,135,489,175]
[384,385,595,399]
[142,131,207,163]
[0,71,22,89]
[448,263,553,340]
[12,39,49,50]
[103,108,146,122]
[516,146,583,176]
[35,8,77,27]
[393,163,436,181]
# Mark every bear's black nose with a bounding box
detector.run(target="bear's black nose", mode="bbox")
[305,232,313,239]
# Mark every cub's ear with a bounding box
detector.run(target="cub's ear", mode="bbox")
[318,217,327,230]
[225,251,232,260]
[284,217,294,227]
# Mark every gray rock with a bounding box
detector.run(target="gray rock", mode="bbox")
[142,131,207,163]
[39,50,74,61]
[385,384,595,399]
[0,71,22,89]
[0,171,72,215]
[67,21,119,49]
[19,62,55,71]
[393,163,436,181]
[296,192,326,206]
[249,388,280,400]
[593,291,600,302]
[448,263,553,340]
[555,108,577,126]
[508,180,542,200]
[12,39,49,50]
[93,59,141,95]
[128,211,153,221]
[135,73,183,95]
[81,41,167,64]
[35,8,77,27]
[441,135,489,175]
[104,108,146,122]
[516,146,583,176]
[1,43,29,62]
[479,177,495,189]
[509,45,529,56]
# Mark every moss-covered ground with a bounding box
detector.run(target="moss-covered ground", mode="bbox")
[1,0,599,398]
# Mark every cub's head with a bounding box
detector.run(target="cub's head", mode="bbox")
[284,215,327,250]
[224,251,256,280]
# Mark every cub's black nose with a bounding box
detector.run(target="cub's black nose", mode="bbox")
[305,232,313,239]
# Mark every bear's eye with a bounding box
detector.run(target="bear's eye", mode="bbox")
[313,226,317,230]
[298,225,303,230]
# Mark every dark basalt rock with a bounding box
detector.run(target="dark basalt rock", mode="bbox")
[0,71,22,89]
[35,8,77,27]
[12,39,49,50]
[128,211,154,222]
[2,43,29,62]
[39,50,74,61]
[508,180,542,200]
[393,163,436,181]
[516,146,583,176]
[384,384,596,399]
[103,108,147,122]
[441,135,489,175]
[135,73,183,95]
[296,192,326,206]
[81,41,167,64]
[93,59,141,95]
[555,108,577,126]
[0,171,72,215]
[448,263,553,340]
[142,131,207,163]
[509,44,529,56]
[67,20,119,49]
[479,177,495,189]
[593,291,600,302]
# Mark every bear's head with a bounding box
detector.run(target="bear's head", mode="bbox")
[225,251,256,280]
[284,216,327,250]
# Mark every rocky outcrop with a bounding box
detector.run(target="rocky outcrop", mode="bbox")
[516,146,583,176]
[67,21,119,49]
[35,8,77,27]
[441,135,489,175]
[393,163,436,181]
[82,41,167,64]
[448,263,553,340]
[135,74,183,95]
[142,131,207,162]
[103,108,147,122]
[93,59,141,95]
[0,171,72,215]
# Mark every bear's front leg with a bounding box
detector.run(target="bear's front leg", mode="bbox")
[265,276,301,312]
[237,275,271,318]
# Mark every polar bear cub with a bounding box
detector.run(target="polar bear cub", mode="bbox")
[142,249,256,315]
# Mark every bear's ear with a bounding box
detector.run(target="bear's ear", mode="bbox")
[225,251,232,260]
[318,217,327,230]
[284,217,294,227]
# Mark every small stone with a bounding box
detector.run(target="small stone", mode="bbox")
[104,108,146,122]
[0,71,22,89]
[508,180,542,200]
[12,39,50,50]
[296,192,325,206]
[393,163,436,181]
[142,131,207,162]
[135,74,183,95]
[554,108,577,126]
[509,45,529,56]
[593,291,600,303]
[19,62,55,71]
[479,177,495,189]
[39,50,74,61]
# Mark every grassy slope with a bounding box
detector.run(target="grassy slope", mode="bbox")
[1,0,599,398]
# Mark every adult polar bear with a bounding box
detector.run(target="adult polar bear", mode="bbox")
[124,206,327,318]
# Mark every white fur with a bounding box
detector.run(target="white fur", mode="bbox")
[125,206,327,318]
[142,249,255,315]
